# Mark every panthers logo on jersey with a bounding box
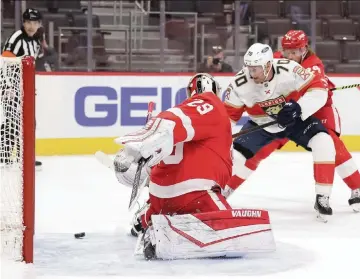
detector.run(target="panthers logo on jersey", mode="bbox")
[257,96,286,117]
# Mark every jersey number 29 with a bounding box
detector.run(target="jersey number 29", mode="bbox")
[187,99,213,115]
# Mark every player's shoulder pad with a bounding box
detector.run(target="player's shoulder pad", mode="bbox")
[180,91,220,108]
[226,68,254,98]
[273,58,300,71]
[194,92,224,109]
[307,53,323,66]
[179,92,226,121]
[274,58,314,79]
[303,54,325,73]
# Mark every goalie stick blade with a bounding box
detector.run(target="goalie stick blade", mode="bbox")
[128,158,148,210]
[95,151,114,171]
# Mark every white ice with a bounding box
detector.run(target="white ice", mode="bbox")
[1,152,359,279]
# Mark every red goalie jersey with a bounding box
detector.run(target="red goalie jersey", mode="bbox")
[149,92,233,199]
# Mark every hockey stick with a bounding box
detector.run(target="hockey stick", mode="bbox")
[232,120,277,139]
[128,157,149,210]
[330,83,360,91]
[230,83,360,140]
[128,101,154,210]
[94,150,115,171]
[78,104,153,239]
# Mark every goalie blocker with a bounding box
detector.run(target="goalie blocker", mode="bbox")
[135,209,275,260]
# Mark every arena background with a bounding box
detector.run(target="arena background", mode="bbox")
[34,72,360,155]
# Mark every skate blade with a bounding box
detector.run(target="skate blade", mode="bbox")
[350,204,360,213]
[316,212,328,223]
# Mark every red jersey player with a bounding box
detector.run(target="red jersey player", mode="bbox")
[225,30,360,213]
[114,73,275,260]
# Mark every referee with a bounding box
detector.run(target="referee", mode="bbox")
[1,8,44,169]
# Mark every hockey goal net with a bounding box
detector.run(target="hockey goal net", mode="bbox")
[0,56,36,263]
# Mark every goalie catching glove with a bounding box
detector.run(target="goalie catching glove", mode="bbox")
[114,117,176,170]
[114,149,150,187]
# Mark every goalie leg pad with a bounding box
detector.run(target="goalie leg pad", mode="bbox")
[140,189,231,229]
[149,209,276,260]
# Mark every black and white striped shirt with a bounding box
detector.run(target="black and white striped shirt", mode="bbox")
[2,27,41,59]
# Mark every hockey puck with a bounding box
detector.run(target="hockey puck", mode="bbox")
[74,232,85,239]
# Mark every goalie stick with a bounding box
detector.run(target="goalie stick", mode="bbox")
[94,102,154,210]
[128,102,154,210]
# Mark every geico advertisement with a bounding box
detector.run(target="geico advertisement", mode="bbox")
[34,75,360,139]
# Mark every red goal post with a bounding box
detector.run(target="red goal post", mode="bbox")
[0,56,36,263]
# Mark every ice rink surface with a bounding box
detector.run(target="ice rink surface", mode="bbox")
[1,152,360,279]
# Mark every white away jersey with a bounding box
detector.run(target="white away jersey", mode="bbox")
[224,58,327,133]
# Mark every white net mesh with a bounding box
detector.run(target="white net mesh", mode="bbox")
[0,57,24,261]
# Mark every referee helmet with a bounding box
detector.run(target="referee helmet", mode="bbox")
[23,8,42,21]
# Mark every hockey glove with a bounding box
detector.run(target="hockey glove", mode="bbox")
[115,118,176,167]
[114,149,149,187]
[277,100,302,128]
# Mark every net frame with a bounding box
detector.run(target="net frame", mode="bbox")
[0,56,36,263]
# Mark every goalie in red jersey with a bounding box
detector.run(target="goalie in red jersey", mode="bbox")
[114,73,275,260]
[225,30,360,213]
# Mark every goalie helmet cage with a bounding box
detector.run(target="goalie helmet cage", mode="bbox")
[0,56,36,263]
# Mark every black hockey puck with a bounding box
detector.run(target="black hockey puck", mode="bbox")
[74,232,85,239]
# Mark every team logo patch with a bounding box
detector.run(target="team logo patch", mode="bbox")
[224,85,233,100]
[261,46,270,53]
[293,65,311,81]
[258,96,286,116]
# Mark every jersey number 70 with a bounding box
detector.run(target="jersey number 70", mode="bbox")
[234,70,248,87]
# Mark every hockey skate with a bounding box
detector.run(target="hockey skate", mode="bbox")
[314,194,333,223]
[134,226,156,260]
[143,226,156,260]
[348,188,360,213]
[130,200,149,237]
[131,216,144,237]
[143,236,156,260]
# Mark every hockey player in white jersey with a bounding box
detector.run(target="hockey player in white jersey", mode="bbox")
[224,43,336,222]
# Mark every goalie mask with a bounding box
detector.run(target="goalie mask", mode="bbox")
[186,73,220,98]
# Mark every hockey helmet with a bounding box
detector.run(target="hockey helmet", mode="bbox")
[186,73,220,98]
[244,43,273,80]
[281,30,308,49]
[23,8,42,21]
